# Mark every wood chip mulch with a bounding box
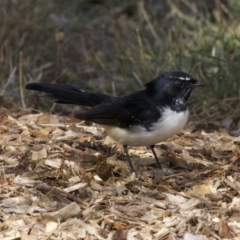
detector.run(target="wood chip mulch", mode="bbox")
[0,111,240,240]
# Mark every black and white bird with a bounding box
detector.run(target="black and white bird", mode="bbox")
[25,71,206,173]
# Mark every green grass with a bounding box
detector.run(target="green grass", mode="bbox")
[0,0,240,117]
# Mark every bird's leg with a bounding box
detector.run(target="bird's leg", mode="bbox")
[150,145,162,169]
[123,145,136,173]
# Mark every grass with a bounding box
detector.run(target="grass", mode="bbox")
[0,0,240,118]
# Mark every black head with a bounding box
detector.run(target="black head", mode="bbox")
[145,71,206,110]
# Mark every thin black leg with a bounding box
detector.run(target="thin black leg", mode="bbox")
[150,145,161,169]
[123,145,136,173]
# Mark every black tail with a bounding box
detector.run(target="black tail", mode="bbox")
[25,83,115,107]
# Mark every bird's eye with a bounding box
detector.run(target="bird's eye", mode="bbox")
[176,81,184,88]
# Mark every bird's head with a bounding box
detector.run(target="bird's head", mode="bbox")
[146,71,206,109]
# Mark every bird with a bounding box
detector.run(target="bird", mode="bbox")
[25,71,206,174]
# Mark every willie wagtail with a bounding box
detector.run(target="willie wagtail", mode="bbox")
[25,71,206,173]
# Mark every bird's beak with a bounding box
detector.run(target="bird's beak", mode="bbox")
[192,80,206,88]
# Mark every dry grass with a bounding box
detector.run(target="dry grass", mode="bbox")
[0,0,240,112]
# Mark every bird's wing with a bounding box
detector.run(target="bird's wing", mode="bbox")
[75,92,161,129]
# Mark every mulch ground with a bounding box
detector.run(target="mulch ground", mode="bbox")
[0,108,240,240]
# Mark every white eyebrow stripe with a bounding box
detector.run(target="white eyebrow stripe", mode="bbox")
[177,76,191,80]
[170,76,191,81]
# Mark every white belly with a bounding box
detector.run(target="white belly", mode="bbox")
[104,107,189,146]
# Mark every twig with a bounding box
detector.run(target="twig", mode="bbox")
[19,51,26,108]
